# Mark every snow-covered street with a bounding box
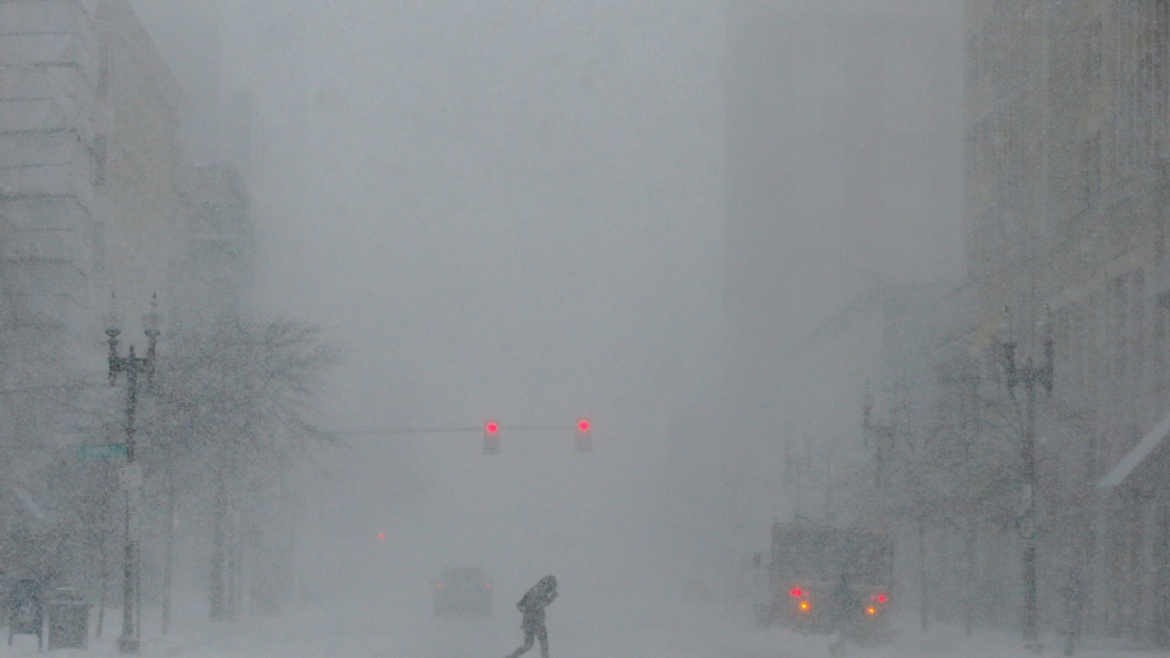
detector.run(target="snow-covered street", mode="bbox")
[0,416,1161,658]
[5,595,1169,658]
[0,433,1145,658]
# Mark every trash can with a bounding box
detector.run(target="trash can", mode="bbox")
[46,588,89,651]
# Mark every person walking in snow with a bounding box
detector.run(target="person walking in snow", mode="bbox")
[506,575,558,658]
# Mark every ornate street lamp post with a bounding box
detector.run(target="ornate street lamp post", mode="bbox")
[107,296,160,654]
[999,307,1054,651]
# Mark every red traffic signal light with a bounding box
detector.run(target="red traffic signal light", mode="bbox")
[483,420,500,455]
[575,418,592,453]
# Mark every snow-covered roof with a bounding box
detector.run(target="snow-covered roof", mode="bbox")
[1097,411,1170,489]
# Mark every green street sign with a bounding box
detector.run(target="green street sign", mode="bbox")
[76,444,128,460]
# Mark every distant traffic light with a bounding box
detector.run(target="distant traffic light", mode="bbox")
[575,418,592,453]
[483,420,500,455]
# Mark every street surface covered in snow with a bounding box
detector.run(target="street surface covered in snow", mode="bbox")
[0,432,1154,658]
[3,595,1167,658]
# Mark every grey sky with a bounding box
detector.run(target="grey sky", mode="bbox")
[132,0,725,435]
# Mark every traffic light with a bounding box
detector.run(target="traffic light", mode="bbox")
[483,420,500,455]
[575,418,592,453]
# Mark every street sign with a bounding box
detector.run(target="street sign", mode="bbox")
[76,444,128,460]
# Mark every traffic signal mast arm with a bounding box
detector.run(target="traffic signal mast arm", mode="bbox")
[324,420,594,455]
[328,423,587,436]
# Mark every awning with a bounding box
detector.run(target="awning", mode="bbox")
[1097,411,1170,489]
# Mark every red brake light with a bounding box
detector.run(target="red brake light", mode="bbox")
[789,588,803,597]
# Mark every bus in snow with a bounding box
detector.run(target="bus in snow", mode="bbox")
[755,518,894,639]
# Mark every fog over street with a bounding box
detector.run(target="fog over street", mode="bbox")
[2,0,1168,656]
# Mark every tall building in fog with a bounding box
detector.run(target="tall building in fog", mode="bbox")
[960,1,1170,643]
[721,1,963,533]
[0,0,186,468]
[0,0,254,556]
[175,164,256,319]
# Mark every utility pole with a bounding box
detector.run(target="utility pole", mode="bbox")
[999,307,1054,652]
[107,297,160,654]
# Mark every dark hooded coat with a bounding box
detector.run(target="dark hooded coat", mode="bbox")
[517,576,557,629]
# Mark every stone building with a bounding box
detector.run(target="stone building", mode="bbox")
[0,0,254,425]
[0,0,254,583]
[959,0,1170,646]
[91,0,188,319]
[0,0,185,433]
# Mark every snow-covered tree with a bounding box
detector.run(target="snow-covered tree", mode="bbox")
[144,312,339,619]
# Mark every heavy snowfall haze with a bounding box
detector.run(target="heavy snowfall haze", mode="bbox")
[130,0,724,426]
[127,0,731,601]
[24,0,1170,655]
[111,0,963,646]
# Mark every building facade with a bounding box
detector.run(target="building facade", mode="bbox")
[961,0,1170,645]
[0,0,254,582]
